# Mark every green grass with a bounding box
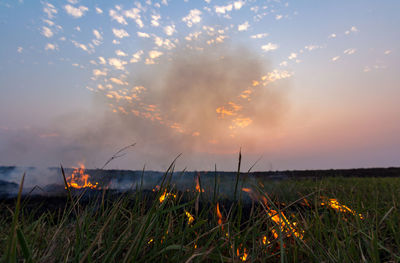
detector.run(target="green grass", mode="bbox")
[1,168,400,262]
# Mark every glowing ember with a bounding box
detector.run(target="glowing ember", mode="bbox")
[65,163,98,189]
[236,247,248,261]
[321,197,364,219]
[185,211,195,225]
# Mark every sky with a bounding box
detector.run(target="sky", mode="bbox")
[0,0,399,171]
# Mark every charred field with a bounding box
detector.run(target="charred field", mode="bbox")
[1,164,400,262]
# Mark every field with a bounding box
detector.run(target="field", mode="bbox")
[1,164,400,262]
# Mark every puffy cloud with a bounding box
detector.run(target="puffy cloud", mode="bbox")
[110,77,128,85]
[275,14,283,20]
[43,2,57,19]
[261,43,278,52]
[233,1,244,10]
[164,25,176,36]
[250,33,268,39]
[108,57,127,70]
[98,57,106,64]
[17,47,23,53]
[109,9,127,25]
[238,21,249,31]
[137,31,150,38]
[115,50,128,56]
[125,8,144,28]
[45,43,58,51]
[93,69,107,77]
[343,48,356,55]
[215,4,232,14]
[130,50,144,63]
[95,7,103,14]
[112,28,129,38]
[41,26,53,38]
[384,50,392,55]
[304,45,321,51]
[151,14,161,27]
[331,56,340,62]
[71,40,91,53]
[149,50,163,59]
[288,52,297,60]
[329,33,336,38]
[345,26,358,35]
[64,4,88,18]
[154,36,176,49]
[92,29,103,46]
[182,9,202,27]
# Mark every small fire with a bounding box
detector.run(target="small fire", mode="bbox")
[195,174,204,193]
[216,203,223,228]
[236,247,248,261]
[321,197,364,219]
[159,190,177,203]
[65,163,98,189]
[185,211,195,225]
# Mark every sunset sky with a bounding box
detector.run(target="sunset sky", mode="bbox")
[0,0,399,171]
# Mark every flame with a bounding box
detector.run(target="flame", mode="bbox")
[195,174,204,193]
[236,247,248,261]
[159,190,177,203]
[65,163,98,189]
[262,235,271,245]
[262,197,304,239]
[185,211,195,225]
[321,197,364,219]
[216,203,223,228]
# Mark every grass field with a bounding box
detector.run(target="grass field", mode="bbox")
[1,164,400,262]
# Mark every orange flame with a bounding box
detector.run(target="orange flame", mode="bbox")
[195,174,204,193]
[321,197,364,219]
[185,211,195,225]
[65,163,98,189]
[216,203,223,229]
[159,190,177,203]
[236,247,248,261]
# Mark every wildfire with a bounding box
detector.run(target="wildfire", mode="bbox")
[65,163,98,189]
[321,197,364,219]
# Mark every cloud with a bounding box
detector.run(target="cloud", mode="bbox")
[148,50,163,59]
[110,77,128,86]
[275,14,283,20]
[182,9,202,27]
[137,31,150,38]
[115,50,128,56]
[41,26,53,38]
[124,8,143,28]
[238,21,249,31]
[384,50,392,55]
[250,33,268,39]
[98,56,106,64]
[154,36,176,50]
[164,25,176,36]
[130,50,144,63]
[345,26,358,35]
[43,2,57,19]
[108,57,127,70]
[109,9,127,25]
[331,56,340,62]
[95,7,103,14]
[45,43,58,51]
[329,33,336,38]
[215,4,232,14]
[343,48,356,55]
[261,43,278,52]
[151,14,161,27]
[233,1,244,10]
[288,53,297,60]
[64,4,88,18]
[17,47,23,53]
[93,69,107,77]
[71,40,90,53]
[304,45,321,51]
[112,28,129,38]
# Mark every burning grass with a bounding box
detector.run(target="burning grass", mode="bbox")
[1,161,400,262]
